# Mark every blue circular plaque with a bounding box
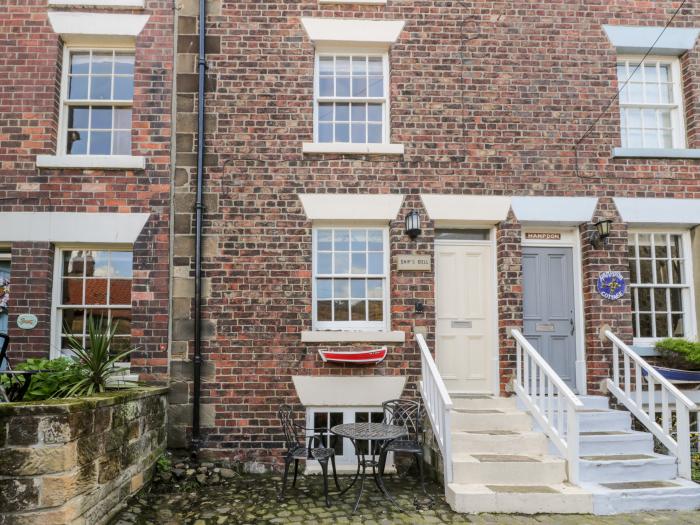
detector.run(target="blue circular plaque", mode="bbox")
[596,271,626,300]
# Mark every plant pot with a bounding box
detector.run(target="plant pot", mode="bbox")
[645,365,700,384]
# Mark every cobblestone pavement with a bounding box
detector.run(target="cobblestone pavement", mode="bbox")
[111,473,700,525]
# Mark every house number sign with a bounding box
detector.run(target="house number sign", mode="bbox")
[596,271,626,301]
[16,313,38,330]
[395,254,431,271]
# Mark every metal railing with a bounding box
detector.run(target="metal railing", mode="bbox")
[605,330,697,479]
[511,328,584,483]
[416,333,454,486]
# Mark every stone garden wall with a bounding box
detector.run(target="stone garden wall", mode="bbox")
[0,387,167,525]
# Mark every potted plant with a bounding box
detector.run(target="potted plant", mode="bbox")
[651,338,700,383]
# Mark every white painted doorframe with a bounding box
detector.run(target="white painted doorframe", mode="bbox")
[434,227,499,396]
[522,228,587,394]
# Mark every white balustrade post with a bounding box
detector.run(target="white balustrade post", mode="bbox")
[566,402,580,484]
[677,405,692,480]
[612,342,619,385]
[444,405,453,485]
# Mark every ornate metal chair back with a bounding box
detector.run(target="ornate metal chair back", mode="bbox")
[0,333,9,371]
[278,404,303,450]
[382,399,423,443]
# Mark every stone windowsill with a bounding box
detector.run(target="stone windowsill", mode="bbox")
[612,148,700,159]
[302,143,404,155]
[36,154,146,170]
[301,330,405,343]
[318,0,386,3]
[48,0,144,6]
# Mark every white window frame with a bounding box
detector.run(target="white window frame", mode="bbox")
[305,406,387,466]
[617,55,687,149]
[50,245,133,359]
[58,45,135,157]
[628,229,697,346]
[313,51,391,145]
[312,225,390,332]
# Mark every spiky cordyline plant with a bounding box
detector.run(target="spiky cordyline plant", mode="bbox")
[59,315,135,397]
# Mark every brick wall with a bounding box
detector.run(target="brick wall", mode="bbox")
[173,0,700,466]
[7,243,54,362]
[0,1,173,378]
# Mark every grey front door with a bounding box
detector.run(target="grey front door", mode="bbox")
[522,246,577,390]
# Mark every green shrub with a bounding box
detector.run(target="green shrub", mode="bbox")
[59,315,136,397]
[0,357,84,400]
[655,338,700,371]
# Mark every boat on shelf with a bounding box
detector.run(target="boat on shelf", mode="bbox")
[318,347,387,364]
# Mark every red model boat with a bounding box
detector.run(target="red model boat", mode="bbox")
[318,347,387,364]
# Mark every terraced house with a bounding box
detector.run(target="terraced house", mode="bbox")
[5,0,700,520]
[169,0,700,515]
[0,1,173,393]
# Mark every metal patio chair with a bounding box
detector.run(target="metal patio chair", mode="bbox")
[0,333,45,402]
[277,404,341,507]
[378,399,430,499]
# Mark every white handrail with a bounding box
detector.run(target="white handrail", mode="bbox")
[604,329,697,479]
[511,328,583,484]
[416,333,454,486]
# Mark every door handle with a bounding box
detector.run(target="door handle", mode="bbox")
[570,318,575,336]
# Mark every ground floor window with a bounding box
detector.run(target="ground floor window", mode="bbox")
[628,231,695,343]
[52,248,133,358]
[306,407,384,464]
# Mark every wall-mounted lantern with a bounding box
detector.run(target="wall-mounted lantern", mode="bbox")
[405,211,422,240]
[590,219,612,248]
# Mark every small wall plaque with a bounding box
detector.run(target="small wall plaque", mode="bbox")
[17,313,38,330]
[396,254,431,271]
[525,232,561,241]
[596,271,626,301]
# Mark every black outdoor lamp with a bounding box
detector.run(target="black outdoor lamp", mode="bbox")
[590,219,613,248]
[405,210,422,240]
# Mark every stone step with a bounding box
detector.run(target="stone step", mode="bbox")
[537,408,632,433]
[451,454,567,485]
[452,429,549,455]
[577,409,632,432]
[579,453,678,483]
[578,430,654,456]
[577,395,611,410]
[451,409,532,432]
[450,395,517,411]
[446,482,592,514]
[582,478,700,514]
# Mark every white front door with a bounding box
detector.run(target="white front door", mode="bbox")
[435,239,495,393]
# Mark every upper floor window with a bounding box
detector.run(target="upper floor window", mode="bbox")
[617,57,686,149]
[314,54,388,145]
[313,226,389,331]
[61,49,135,156]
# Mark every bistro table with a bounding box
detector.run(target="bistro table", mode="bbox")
[331,422,408,513]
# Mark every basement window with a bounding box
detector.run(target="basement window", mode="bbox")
[306,407,385,465]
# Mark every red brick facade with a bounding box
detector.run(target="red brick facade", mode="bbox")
[180,1,700,467]
[0,1,173,379]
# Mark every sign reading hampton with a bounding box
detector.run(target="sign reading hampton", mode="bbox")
[525,232,561,241]
[396,254,431,271]
[596,271,626,301]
